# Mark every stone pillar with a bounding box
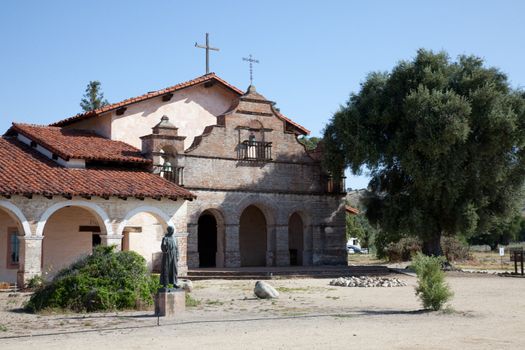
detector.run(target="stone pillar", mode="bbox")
[215,251,225,268]
[275,224,290,267]
[175,232,188,276]
[186,223,199,268]
[17,236,43,287]
[155,290,185,317]
[216,223,225,268]
[265,224,276,267]
[303,225,314,266]
[100,234,124,250]
[224,224,240,267]
[312,225,324,265]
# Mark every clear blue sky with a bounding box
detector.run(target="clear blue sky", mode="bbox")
[1,0,524,189]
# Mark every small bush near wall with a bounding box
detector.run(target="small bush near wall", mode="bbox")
[412,253,453,311]
[26,246,158,313]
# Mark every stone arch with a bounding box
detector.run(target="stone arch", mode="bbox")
[117,205,176,272]
[197,208,225,268]
[287,209,313,266]
[235,196,276,226]
[239,205,268,267]
[116,205,174,236]
[288,212,304,266]
[0,201,32,236]
[36,201,112,237]
[38,201,113,278]
[235,197,277,267]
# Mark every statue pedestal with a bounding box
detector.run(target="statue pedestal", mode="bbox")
[155,289,186,317]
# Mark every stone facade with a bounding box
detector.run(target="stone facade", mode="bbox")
[156,84,347,268]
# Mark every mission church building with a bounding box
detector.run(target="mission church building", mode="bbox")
[0,73,346,286]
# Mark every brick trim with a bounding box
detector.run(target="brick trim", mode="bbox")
[185,187,346,197]
[183,154,319,166]
[236,110,274,117]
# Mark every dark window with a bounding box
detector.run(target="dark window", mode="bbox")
[92,234,102,248]
[7,229,20,268]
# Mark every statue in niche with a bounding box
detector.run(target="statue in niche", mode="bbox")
[160,226,179,291]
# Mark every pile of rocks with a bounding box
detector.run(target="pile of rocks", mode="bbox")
[329,276,407,288]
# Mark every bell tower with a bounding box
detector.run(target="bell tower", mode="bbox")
[141,116,186,185]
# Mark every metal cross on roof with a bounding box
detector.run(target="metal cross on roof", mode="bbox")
[242,54,259,85]
[195,33,219,75]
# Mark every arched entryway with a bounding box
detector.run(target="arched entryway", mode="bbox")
[288,212,304,266]
[117,206,174,273]
[0,203,29,284]
[41,205,109,278]
[239,205,267,267]
[198,213,217,267]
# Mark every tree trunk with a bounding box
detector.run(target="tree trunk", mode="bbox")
[422,233,442,256]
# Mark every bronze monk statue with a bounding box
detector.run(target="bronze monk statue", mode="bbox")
[160,226,179,290]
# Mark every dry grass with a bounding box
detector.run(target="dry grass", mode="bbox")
[348,250,520,272]
[347,253,386,265]
[455,251,516,271]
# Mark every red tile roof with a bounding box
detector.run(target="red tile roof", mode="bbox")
[8,123,149,164]
[0,137,195,200]
[51,74,244,127]
[50,73,310,135]
[345,205,360,215]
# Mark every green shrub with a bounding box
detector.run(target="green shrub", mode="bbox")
[26,246,158,313]
[27,275,44,290]
[384,237,422,262]
[412,253,453,311]
[441,236,471,261]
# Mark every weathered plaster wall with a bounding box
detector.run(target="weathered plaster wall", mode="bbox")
[0,211,18,283]
[125,212,164,271]
[108,84,236,149]
[42,206,94,277]
[64,114,112,139]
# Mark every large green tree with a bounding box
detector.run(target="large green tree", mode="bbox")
[80,80,109,112]
[323,49,525,256]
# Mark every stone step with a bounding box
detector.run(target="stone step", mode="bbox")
[187,265,391,280]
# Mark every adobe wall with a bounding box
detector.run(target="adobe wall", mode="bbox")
[65,84,237,150]
[126,212,165,271]
[183,156,324,193]
[67,114,112,139]
[42,206,95,277]
[184,110,313,162]
[0,210,18,283]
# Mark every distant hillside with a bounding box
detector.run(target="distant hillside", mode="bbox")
[346,189,366,207]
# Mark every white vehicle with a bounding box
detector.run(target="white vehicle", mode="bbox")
[347,238,362,254]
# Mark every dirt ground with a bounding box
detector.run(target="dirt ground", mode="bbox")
[0,273,523,349]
